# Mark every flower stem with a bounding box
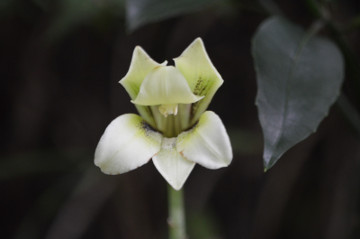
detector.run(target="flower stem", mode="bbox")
[168,185,186,239]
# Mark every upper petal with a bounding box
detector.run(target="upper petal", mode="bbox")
[132,66,203,106]
[120,46,167,100]
[176,111,232,169]
[120,46,167,127]
[174,38,224,124]
[152,137,195,190]
[95,114,162,174]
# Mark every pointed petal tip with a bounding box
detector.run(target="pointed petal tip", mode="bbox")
[153,138,195,191]
[134,45,143,51]
[168,181,183,191]
[174,37,206,60]
[193,37,204,45]
[133,45,153,58]
[119,44,166,99]
[132,45,167,66]
[189,37,204,46]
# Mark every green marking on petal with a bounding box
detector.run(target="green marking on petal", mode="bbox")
[174,38,224,124]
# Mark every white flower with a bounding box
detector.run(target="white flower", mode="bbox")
[94,38,232,190]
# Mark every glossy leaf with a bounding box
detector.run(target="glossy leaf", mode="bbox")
[252,17,344,170]
[125,0,218,31]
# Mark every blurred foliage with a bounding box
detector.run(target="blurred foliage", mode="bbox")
[0,151,83,180]
[1,0,360,238]
[187,210,220,238]
[125,0,220,30]
[48,0,125,40]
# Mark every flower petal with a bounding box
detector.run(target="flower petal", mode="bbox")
[120,46,166,99]
[120,46,167,127]
[153,138,195,190]
[177,111,232,169]
[95,114,162,174]
[132,66,203,106]
[174,38,224,124]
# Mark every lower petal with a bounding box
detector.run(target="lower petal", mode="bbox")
[94,114,162,174]
[153,138,195,190]
[176,111,233,169]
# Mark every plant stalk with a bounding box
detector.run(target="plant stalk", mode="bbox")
[168,185,186,239]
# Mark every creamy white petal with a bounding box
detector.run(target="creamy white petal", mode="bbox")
[153,138,195,190]
[95,114,162,174]
[132,66,203,106]
[177,111,232,169]
[174,38,224,124]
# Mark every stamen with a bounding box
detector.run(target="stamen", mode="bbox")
[159,104,178,117]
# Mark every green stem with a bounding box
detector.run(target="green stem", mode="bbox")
[168,185,186,239]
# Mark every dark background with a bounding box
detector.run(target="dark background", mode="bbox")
[1,0,360,238]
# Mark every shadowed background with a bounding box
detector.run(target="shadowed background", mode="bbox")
[1,0,360,238]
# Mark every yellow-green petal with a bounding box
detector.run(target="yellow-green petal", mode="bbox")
[94,114,162,174]
[120,46,166,99]
[120,46,167,127]
[177,111,232,169]
[132,66,203,106]
[174,38,224,124]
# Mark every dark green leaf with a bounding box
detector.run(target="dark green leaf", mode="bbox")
[252,17,344,170]
[125,0,218,31]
